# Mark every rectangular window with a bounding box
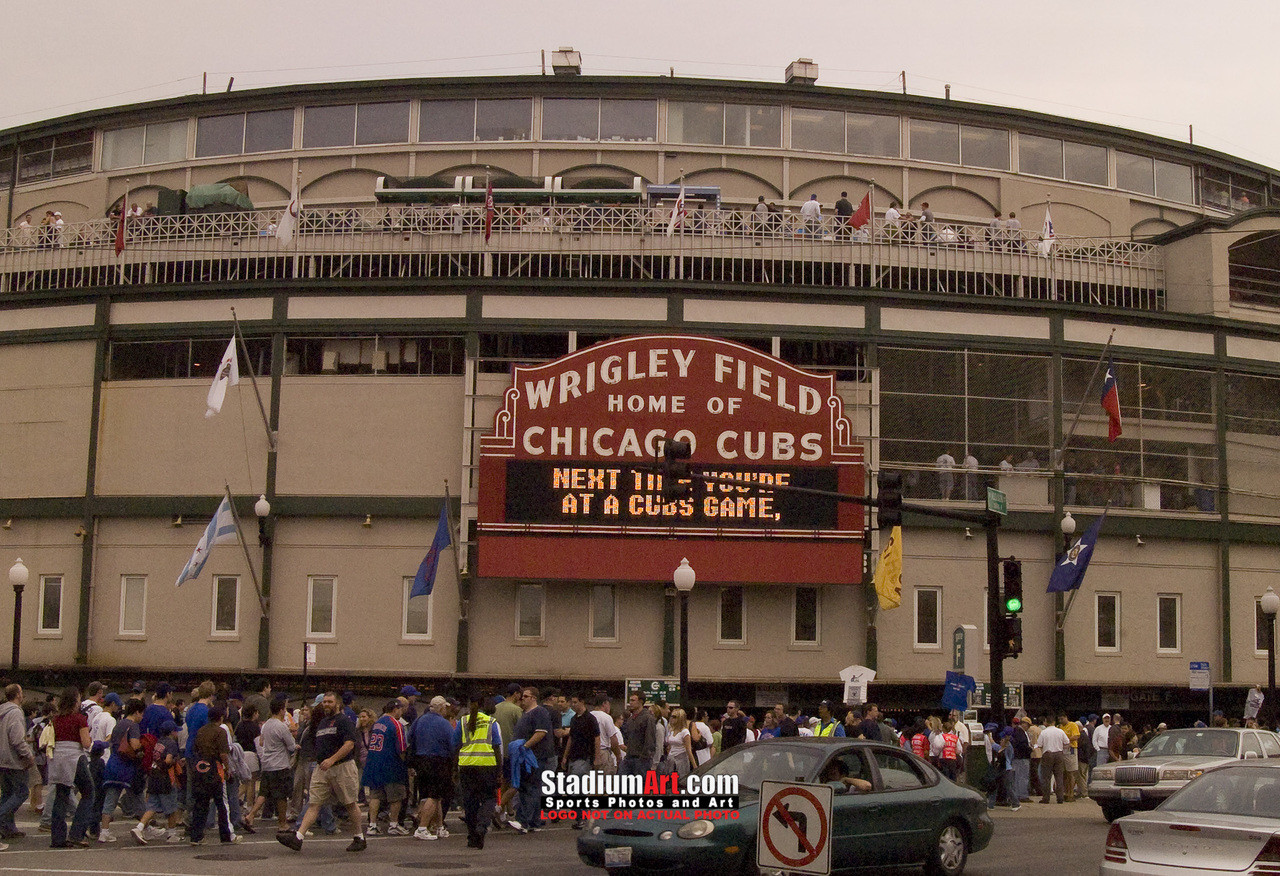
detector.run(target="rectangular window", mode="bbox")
[143,120,188,165]
[1020,133,1064,178]
[589,584,617,641]
[1096,592,1120,651]
[793,586,819,644]
[1065,141,1108,185]
[244,108,294,153]
[101,126,146,169]
[790,107,844,153]
[909,119,959,164]
[669,101,724,145]
[1157,594,1180,652]
[599,99,655,141]
[1116,151,1155,195]
[1155,160,1194,204]
[718,586,744,643]
[915,587,941,647]
[0,144,14,187]
[1258,599,1273,653]
[517,584,544,639]
[846,112,900,157]
[355,101,410,145]
[960,125,1008,170]
[541,98,598,141]
[196,113,245,158]
[303,104,357,148]
[212,575,239,635]
[419,99,475,142]
[307,576,335,637]
[726,104,781,148]
[475,98,532,141]
[120,575,146,635]
[39,575,62,634]
[17,130,92,182]
[403,576,432,639]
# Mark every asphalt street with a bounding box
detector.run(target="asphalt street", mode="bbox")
[0,796,1111,874]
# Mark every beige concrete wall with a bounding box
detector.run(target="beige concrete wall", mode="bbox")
[87,518,262,670]
[1163,233,1225,315]
[267,518,460,674]
[0,341,95,498]
[275,376,463,496]
[1228,544,1279,687]
[0,520,83,668]
[96,381,270,497]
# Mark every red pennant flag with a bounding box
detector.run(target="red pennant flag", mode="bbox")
[115,190,128,256]
[849,193,871,229]
[484,178,495,243]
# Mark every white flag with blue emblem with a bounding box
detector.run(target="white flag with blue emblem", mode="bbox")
[205,337,239,418]
[175,497,238,587]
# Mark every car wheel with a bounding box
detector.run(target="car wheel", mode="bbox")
[1101,802,1129,823]
[925,821,968,876]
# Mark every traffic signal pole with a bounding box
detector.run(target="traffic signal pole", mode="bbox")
[654,448,1012,721]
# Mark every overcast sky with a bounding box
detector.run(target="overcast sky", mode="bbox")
[6,0,1278,168]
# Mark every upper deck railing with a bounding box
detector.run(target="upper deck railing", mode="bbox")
[0,205,1165,310]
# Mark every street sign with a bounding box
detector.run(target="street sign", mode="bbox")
[972,681,1023,709]
[952,624,977,673]
[626,678,681,704]
[304,642,317,667]
[1190,661,1210,692]
[986,487,1007,516]
[758,781,833,875]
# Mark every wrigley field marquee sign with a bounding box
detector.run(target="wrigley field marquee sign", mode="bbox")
[477,335,866,584]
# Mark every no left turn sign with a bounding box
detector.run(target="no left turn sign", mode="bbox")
[757,780,833,875]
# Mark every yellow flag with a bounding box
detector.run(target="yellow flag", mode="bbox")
[873,525,903,610]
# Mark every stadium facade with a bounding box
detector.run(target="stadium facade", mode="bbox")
[3,59,1280,720]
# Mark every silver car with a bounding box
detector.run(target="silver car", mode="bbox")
[1089,727,1280,822]
[1100,761,1280,874]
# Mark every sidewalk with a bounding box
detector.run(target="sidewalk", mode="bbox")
[988,796,1107,821]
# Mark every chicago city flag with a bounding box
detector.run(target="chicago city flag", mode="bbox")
[205,337,240,418]
[176,497,238,587]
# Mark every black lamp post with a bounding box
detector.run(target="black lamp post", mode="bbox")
[9,558,28,672]
[673,558,696,707]
[1261,586,1279,731]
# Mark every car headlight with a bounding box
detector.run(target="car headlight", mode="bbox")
[1092,768,1114,780]
[1162,769,1203,781]
[591,825,602,835]
[677,820,715,839]
[659,830,673,841]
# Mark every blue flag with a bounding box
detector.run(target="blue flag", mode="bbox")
[941,671,976,713]
[175,497,238,587]
[411,504,452,598]
[1048,510,1107,593]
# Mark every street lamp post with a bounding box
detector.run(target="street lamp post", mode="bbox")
[673,558,696,707]
[255,495,272,670]
[1061,511,1076,555]
[9,558,29,673]
[1261,586,1279,730]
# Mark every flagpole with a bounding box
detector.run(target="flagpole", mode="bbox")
[117,179,129,284]
[444,480,470,674]
[1057,327,1116,464]
[1055,503,1110,630]
[223,482,268,616]
[231,307,277,451]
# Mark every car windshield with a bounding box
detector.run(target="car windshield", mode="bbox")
[697,744,825,794]
[1161,767,1280,817]
[1138,729,1239,759]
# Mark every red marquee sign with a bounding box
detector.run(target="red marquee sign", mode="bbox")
[477,335,865,585]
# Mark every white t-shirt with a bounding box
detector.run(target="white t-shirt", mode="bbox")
[90,710,116,745]
[884,206,901,225]
[591,710,616,764]
[665,728,691,772]
[1092,723,1110,752]
[693,721,714,766]
[800,199,821,220]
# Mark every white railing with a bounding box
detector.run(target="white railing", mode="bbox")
[0,205,1165,308]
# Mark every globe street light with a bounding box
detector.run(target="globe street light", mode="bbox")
[1261,586,1279,730]
[673,558,696,706]
[9,558,29,672]
[1061,511,1076,555]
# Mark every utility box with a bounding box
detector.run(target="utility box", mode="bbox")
[551,47,582,76]
[786,58,819,85]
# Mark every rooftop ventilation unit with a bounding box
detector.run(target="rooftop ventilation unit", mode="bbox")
[785,58,819,85]
[551,47,583,76]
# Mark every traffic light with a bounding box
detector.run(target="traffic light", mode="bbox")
[1002,615,1024,658]
[661,438,693,502]
[1002,558,1023,614]
[877,471,903,529]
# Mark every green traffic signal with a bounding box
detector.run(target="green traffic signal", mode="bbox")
[1005,595,1023,613]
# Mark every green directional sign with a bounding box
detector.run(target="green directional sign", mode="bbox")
[986,487,1008,516]
[626,678,681,705]
[972,682,1023,709]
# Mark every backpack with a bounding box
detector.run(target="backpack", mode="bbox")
[228,741,252,783]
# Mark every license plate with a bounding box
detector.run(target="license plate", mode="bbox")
[604,846,633,868]
[1121,788,1141,801]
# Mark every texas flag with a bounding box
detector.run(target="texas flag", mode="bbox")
[484,177,495,243]
[1101,356,1122,442]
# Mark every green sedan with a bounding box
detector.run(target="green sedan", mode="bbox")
[576,738,993,874]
